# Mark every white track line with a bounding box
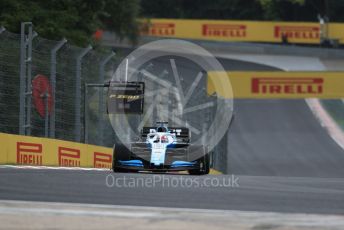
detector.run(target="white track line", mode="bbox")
[306,99,344,150]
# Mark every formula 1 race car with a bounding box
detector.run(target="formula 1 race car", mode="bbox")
[112,122,210,175]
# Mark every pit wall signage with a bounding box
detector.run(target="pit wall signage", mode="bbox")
[207,71,344,99]
[141,19,344,44]
[0,133,112,168]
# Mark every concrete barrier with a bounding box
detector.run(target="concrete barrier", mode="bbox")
[141,19,344,44]
[0,132,112,168]
[208,71,344,99]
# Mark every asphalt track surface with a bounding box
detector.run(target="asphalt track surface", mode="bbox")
[0,57,344,214]
[0,168,344,214]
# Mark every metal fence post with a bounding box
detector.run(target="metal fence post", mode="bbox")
[98,51,115,145]
[43,92,49,137]
[75,45,92,142]
[19,22,35,135]
[49,38,67,138]
[25,30,38,136]
[84,83,89,144]
[19,23,27,135]
[25,26,33,135]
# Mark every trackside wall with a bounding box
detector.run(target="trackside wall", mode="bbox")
[0,132,112,168]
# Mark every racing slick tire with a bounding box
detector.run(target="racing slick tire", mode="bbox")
[188,146,210,175]
[112,144,137,173]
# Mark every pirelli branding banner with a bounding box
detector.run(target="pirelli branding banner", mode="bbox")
[141,19,344,44]
[0,133,112,168]
[207,71,344,99]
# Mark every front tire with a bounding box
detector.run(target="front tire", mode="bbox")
[112,144,132,173]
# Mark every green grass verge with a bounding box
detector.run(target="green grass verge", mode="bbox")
[320,99,344,131]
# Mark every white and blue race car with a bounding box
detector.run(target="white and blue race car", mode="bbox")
[112,122,210,175]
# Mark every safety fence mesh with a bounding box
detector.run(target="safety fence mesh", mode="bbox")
[0,28,118,144]
[0,27,230,172]
[0,30,21,134]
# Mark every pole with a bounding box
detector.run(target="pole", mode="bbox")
[125,58,128,82]
[98,51,115,145]
[44,92,49,137]
[19,22,35,135]
[84,84,88,144]
[19,23,27,135]
[25,27,34,135]
[75,45,92,142]
[49,38,67,138]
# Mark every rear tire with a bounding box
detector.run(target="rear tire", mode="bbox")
[188,146,210,175]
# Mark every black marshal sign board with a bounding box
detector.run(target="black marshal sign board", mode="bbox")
[107,82,145,114]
